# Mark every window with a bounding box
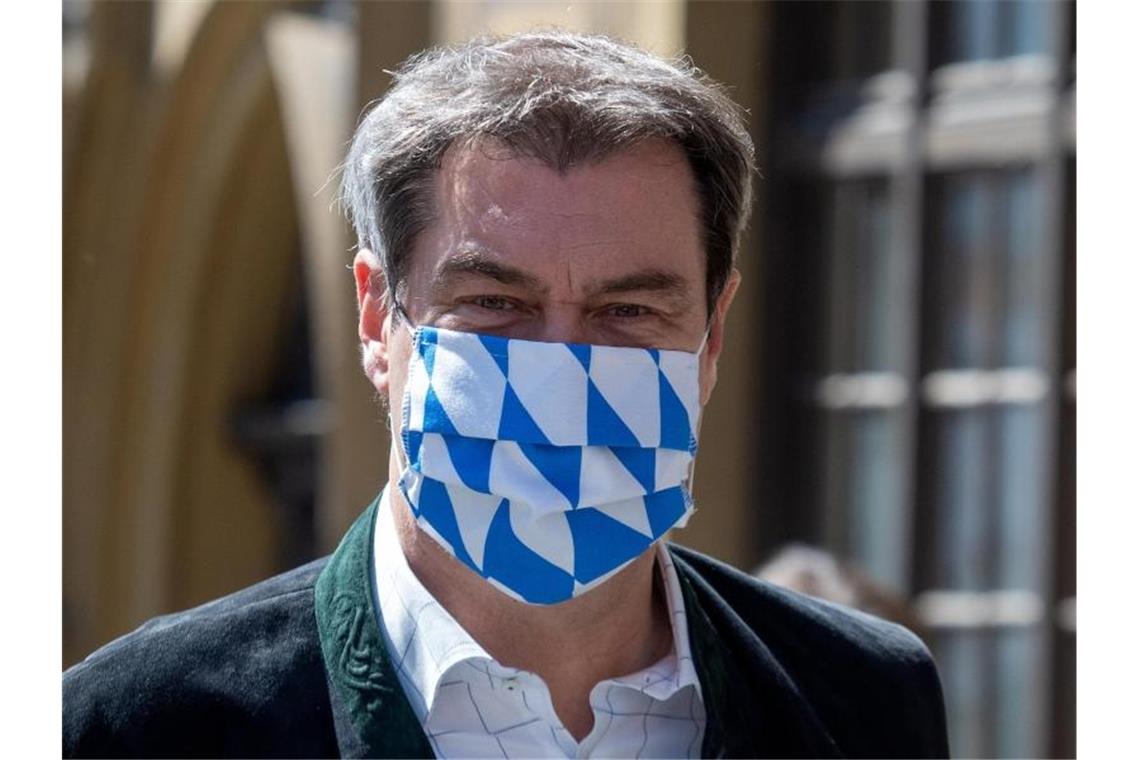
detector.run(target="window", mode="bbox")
[760,2,1074,756]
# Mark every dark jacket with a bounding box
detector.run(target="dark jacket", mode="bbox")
[63,496,950,758]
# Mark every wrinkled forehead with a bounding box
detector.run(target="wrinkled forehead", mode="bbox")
[400,139,706,304]
[435,137,702,248]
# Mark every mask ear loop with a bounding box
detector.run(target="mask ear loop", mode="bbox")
[683,327,712,504]
[387,300,419,475]
[694,328,711,357]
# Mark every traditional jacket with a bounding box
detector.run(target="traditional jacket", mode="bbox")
[63,496,950,758]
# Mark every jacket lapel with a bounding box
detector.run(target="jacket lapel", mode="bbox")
[672,548,842,759]
[314,496,435,759]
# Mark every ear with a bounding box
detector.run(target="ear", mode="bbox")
[699,268,742,406]
[353,249,391,393]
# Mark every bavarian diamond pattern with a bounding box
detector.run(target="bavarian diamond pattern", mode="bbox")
[399,326,700,604]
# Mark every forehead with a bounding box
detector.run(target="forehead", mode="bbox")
[408,138,705,294]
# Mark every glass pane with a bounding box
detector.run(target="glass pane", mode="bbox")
[847,409,909,588]
[1005,0,1052,57]
[926,169,1049,371]
[853,181,901,371]
[927,408,991,590]
[824,183,857,372]
[819,407,909,591]
[995,626,1048,758]
[925,173,999,369]
[827,179,902,373]
[995,403,1049,590]
[820,405,849,548]
[1000,169,1048,367]
[932,630,994,758]
[951,0,1000,62]
[931,0,1053,66]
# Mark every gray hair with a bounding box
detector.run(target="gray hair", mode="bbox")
[340,30,755,315]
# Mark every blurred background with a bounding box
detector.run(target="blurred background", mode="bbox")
[62,1,1075,757]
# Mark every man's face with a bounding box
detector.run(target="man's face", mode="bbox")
[355,137,740,434]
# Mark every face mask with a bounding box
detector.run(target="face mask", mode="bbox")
[393,323,704,605]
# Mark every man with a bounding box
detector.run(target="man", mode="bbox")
[64,32,949,758]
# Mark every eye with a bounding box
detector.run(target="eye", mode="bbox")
[471,296,516,311]
[605,303,650,318]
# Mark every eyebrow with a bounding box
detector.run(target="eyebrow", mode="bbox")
[589,269,690,300]
[431,250,548,294]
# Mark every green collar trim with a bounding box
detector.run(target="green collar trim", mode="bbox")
[314,495,434,759]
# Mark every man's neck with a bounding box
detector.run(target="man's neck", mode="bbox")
[387,476,673,741]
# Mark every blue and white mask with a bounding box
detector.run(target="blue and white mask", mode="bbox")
[395,324,703,605]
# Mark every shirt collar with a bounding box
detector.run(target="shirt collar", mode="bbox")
[372,487,491,722]
[371,487,703,721]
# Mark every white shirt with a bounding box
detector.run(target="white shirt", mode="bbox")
[371,488,706,758]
